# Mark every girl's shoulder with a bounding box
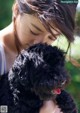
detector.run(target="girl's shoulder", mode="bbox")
[0,42,7,75]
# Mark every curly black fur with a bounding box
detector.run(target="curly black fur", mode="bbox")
[0,43,77,113]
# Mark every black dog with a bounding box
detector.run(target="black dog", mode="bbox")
[0,43,77,113]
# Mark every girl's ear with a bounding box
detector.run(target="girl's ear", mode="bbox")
[12,3,19,20]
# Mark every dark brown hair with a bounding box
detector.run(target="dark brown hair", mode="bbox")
[16,0,78,42]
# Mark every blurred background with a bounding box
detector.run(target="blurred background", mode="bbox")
[0,0,80,112]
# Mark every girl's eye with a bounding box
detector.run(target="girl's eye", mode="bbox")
[30,29,40,36]
[48,36,55,41]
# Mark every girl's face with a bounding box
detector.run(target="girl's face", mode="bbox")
[15,13,60,49]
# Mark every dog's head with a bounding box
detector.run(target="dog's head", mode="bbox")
[8,43,70,101]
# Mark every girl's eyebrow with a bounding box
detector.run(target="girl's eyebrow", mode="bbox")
[31,23,43,32]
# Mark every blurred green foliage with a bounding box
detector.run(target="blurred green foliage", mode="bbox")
[0,0,13,30]
[76,12,80,26]
[0,0,80,112]
[66,61,80,113]
[75,11,80,35]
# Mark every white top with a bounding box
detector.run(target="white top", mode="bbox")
[0,42,7,75]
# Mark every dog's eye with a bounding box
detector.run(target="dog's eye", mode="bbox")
[61,80,66,85]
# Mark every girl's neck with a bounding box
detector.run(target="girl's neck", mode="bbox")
[0,22,18,56]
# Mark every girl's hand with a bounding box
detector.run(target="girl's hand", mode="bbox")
[39,100,63,113]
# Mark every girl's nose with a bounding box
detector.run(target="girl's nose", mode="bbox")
[33,33,56,45]
[33,36,44,44]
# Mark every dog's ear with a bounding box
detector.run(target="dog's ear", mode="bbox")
[8,50,31,89]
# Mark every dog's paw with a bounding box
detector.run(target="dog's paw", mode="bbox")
[56,90,78,113]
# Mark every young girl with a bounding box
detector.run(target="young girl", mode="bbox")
[0,0,78,113]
